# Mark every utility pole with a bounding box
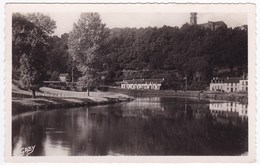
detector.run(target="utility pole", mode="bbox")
[185,70,187,92]
[71,66,74,85]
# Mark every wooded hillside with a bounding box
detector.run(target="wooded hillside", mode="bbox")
[12,13,248,91]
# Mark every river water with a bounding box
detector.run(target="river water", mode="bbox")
[12,97,248,156]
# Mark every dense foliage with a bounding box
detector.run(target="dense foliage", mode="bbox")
[68,13,109,93]
[12,13,56,97]
[103,24,247,90]
[12,13,247,92]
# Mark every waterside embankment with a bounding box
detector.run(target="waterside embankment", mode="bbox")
[107,87,248,104]
[12,86,134,115]
[12,96,133,116]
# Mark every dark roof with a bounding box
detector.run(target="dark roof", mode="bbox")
[223,77,241,83]
[59,73,69,77]
[122,79,164,84]
[199,21,227,29]
[212,77,245,83]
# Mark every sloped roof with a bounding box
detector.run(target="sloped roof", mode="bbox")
[122,79,164,84]
[223,77,242,83]
[212,77,245,84]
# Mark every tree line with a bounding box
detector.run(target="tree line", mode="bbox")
[12,12,248,97]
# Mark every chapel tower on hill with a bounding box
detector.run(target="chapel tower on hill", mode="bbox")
[190,12,197,25]
[189,12,227,30]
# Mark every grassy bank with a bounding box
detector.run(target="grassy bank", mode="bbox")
[12,85,134,115]
[107,87,248,104]
[12,96,134,116]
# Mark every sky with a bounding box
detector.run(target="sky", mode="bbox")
[48,12,247,36]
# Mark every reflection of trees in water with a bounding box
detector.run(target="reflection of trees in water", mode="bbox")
[69,106,247,155]
[12,97,248,156]
[12,113,46,156]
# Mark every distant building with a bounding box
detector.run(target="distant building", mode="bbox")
[210,76,248,92]
[190,12,227,30]
[120,79,164,90]
[199,21,227,30]
[59,73,70,83]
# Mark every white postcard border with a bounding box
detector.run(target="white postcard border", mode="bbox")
[4,3,256,163]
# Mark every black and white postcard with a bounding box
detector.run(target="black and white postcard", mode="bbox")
[4,3,256,163]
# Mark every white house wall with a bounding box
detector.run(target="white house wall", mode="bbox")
[210,80,248,93]
[121,83,162,90]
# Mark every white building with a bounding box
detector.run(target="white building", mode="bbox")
[120,79,164,90]
[59,73,70,83]
[210,76,248,92]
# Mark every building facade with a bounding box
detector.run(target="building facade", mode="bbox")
[190,12,227,30]
[59,73,70,83]
[210,76,248,92]
[120,79,164,90]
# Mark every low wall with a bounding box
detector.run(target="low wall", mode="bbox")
[108,87,201,97]
[107,87,248,104]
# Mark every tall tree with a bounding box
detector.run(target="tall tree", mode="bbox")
[68,13,108,95]
[13,13,56,98]
[26,13,56,35]
[12,13,35,69]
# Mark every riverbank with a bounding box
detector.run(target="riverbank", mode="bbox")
[12,85,134,115]
[12,96,134,116]
[107,87,248,104]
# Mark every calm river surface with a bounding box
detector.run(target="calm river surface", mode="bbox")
[12,97,248,156]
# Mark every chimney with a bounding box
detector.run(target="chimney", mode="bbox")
[242,72,246,79]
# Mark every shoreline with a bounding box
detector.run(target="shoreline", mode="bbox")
[12,96,134,116]
[12,88,248,116]
[107,87,248,104]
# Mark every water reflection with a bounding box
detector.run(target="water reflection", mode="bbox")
[12,97,248,156]
[210,102,248,120]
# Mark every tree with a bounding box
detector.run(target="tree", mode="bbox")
[45,34,75,81]
[19,54,42,98]
[68,13,108,95]
[26,13,56,35]
[12,13,35,69]
[13,13,56,98]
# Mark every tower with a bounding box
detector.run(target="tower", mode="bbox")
[190,12,197,25]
